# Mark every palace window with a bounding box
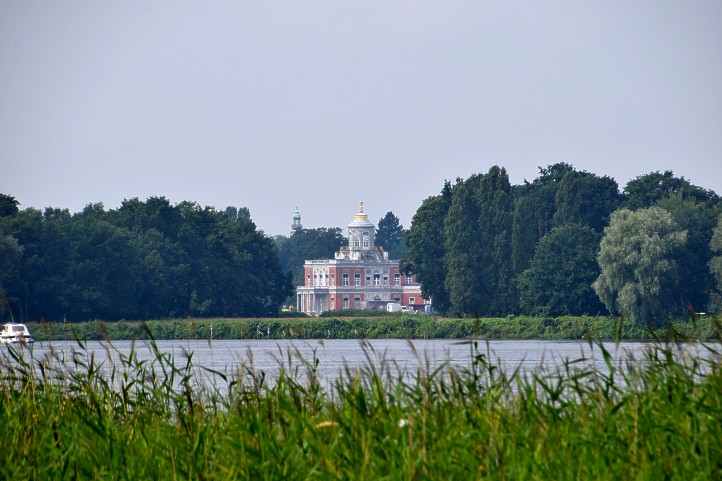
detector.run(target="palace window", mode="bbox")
[409,297,416,305]
[362,233,369,248]
[342,273,349,286]
[343,297,349,309]
[373,274,380,286]
[383,275,388,286]
[394,274,400,286]
[354,272,361,287]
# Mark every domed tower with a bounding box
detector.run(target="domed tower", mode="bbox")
[291,207,303,234]
[347,201,375,251]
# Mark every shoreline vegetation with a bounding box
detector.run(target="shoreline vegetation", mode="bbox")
[1,335,720,479]
[26,314,722,342]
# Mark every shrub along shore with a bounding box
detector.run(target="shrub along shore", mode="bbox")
[26,314,721,342]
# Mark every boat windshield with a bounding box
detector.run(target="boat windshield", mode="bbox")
[12,326,25,333]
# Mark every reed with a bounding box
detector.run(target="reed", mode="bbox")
[0,330,720,480]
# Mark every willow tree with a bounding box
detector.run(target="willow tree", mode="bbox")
[593,207,687,327]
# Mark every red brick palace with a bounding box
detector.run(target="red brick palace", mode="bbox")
[296,203,426,315]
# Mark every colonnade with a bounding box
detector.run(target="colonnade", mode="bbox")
[296,291,319,314]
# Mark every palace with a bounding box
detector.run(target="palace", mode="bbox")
[296,203,426,315]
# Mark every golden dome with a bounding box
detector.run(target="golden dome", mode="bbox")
[352,201,369,222]
[349,201,374,228]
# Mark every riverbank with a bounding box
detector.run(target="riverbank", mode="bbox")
[1,338,720,479]
[26,314,721,341]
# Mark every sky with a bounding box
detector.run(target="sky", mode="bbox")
[1,1,721,235]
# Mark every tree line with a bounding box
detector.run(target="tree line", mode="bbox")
[406,164,722,326]
[3,164,721,326]
[0,195,292,321]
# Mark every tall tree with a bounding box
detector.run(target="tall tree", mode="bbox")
[476,166,516,313]
[276,228,346,288]
[593,207,687,327]
[375,211,404,258]
[0,194,19,217]
[0,232,22,320]
[553,171,621,232]
[656,194,718,312]
[407,183,453,313]
[511,163,574,275]
[0,207,74,321]
[445,167,515,315]
[623,171,719,210]
[518,224,605,315]
[710,215,722,309]
[444,175,483,315]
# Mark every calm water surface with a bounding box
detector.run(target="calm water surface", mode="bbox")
[20,339,714,387]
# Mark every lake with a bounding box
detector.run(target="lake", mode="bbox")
[13,339,715,389]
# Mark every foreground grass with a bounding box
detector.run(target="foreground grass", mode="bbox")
[26,314,722,341]
[0,334,721,480]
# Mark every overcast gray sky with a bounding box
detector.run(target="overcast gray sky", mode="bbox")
[2,1,721,235]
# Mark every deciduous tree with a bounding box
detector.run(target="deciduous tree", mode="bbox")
[710,215,722,307]
[518,224,605,315]
[407,184,452,313]
[593,207,687,327]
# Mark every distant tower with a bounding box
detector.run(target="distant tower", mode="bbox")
[291,207,303,234]
[347,201,375,250]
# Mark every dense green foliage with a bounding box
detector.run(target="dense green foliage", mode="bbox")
[0,194,19,218]
[375,211,406,259]
[406,185,452,313]
[1,336,720,480]
[593,208,688,326]
[657,195,719,312]
[444,167,515,315]
[518,224,605,316]
[25,315,722,342]
[712,215,722,305]
[275,228,346,288]
[374,211,404,255]
[0,197,292,321]
[3,165,721,326]
[552,170,621,232]
[407,165,721,321]
[623,170,719,210]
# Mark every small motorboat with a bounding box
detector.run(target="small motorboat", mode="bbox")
[0,323,34,344]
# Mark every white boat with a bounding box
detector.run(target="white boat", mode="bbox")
[0,323,34,344]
